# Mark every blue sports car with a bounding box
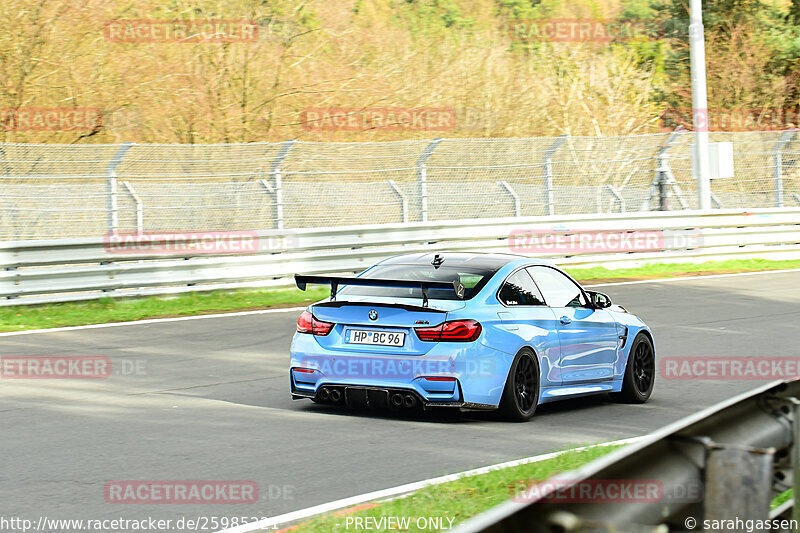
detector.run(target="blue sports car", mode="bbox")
[289,252,655,421]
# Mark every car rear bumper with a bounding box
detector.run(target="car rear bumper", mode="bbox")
[290,379,497,411]
[290,370,463,405]
[289,332,514,407]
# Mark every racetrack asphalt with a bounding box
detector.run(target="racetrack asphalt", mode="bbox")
[1,270,799,525]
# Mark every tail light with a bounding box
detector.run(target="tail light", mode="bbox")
[296,311,334,336]
[415,319,482,342]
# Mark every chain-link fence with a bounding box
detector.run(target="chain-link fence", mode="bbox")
[1,131,799,241]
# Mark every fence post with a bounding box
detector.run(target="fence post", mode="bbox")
[121,181,143,234]
[654,129,682,211]
[417,138,443,222]
[601,184,626,213]
[387,180,409,223]
[542,135,567,216]
[772,130,797,208]
[105,142,134,234]
[499,181,521,217]
[270,140,296,230]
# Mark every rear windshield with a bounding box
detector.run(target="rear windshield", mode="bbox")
[337,264,495,301]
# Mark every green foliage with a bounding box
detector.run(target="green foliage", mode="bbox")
[391,0,476,35]
[645,0,800,110]
[651,0,772,32]
[495,0,544,19]
[620,0,651,19]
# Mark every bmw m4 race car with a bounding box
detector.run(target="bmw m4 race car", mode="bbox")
[289,252,655,421]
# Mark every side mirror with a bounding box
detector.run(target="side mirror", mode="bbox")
[588,291,612,309]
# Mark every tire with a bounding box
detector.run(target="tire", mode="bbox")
[614,333,655,404]
[498,348,540,421]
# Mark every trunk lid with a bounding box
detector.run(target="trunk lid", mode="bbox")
[309,296,464,356]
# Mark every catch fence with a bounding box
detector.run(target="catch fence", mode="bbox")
[0,131,798,240]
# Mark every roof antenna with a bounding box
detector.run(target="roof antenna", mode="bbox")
[431,253,444,268]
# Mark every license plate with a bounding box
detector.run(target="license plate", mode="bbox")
[347,329,405,347]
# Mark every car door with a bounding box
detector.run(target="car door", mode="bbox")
[494,269,562,388]
[526,266,620,384]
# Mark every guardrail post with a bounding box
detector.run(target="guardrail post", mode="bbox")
[772,130,797,208]
[417,138,442,222]
[105,142,134,235]
[387,180,409,222]
[542,135,567,216]
[704,445,774,530]
[499,181,521,217]
[269,140,296,230]
[789,398,800,528]
[121,181,143,234]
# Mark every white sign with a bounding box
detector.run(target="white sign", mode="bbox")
[709,142,734,179]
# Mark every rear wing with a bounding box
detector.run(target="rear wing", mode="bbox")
[294,274,466,307]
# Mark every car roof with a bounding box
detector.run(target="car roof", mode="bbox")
[378,252,552,271]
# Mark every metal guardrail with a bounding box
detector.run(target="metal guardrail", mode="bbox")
[1,208,799,306]
[453,378,800,533]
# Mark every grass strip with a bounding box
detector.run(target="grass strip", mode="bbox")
[2,258,799,332]
[285,445,794,533]
[568,258,800,283]
[0,286,329,332]
[282,444,619,533]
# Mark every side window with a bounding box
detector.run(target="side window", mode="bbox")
[498,270,546,306]
[527,266,588,308]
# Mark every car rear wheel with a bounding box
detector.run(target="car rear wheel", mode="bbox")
[499,348,540,422]
[613,333,655,403]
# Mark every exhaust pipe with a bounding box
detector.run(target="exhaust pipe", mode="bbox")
[403,394,418,409]
[330,389,342,402]
[318,387,330,401]
[390,393,404,408]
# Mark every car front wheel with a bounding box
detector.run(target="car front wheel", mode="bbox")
[614,333,655,403]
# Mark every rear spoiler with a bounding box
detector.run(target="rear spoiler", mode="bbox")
[294,274,466,307]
